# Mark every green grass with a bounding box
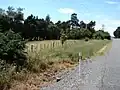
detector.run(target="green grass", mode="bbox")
[27,40,111,72]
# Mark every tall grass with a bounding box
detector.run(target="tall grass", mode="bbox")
[27,40,111,72]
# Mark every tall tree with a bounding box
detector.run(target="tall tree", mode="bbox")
[13,7,24,34]
[79,21,86,29]
[0,8,5,16]
[71,13,79,29]
[45,14,50,24]
[87,21,96,38]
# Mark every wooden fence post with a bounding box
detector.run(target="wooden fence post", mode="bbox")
[79,52,82,76]
[31,44,34,52]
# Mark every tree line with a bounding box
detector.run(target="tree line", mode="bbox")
[0,6,111,41]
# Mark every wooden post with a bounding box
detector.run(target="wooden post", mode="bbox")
[79,52,82,76]
[31,44,34,52]
[43,44,45,49]
[53,42,55,48]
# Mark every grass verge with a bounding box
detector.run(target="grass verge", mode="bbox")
[4,40,111,90]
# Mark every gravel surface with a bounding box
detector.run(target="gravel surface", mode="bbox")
[41,39,120,90]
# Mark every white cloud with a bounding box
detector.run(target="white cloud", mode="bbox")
[105,1,118,4]
[58,8,76,14]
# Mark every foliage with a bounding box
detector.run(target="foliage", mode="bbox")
[113,27,120,38]
[71,13,79,28]
[93,30,111,40]
[0,6,28,89]
[0,6,111,41]
[0,30,27,69]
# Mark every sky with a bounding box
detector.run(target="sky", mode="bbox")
[1,0,120,36]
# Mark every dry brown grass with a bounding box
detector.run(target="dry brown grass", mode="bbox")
[10,61,75,90]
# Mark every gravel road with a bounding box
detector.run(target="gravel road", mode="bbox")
[41,39,120,90]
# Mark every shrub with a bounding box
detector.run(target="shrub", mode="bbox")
[0,30,27,70]
[85,37,89,41]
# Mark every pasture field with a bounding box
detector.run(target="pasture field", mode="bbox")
[26,40,111,72]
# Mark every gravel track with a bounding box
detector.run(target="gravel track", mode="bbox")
[41,39,120,90]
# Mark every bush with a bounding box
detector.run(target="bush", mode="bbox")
[93,30,111,40]
[85,37,89,41]
[0,30,27,70]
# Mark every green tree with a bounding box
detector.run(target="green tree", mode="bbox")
[71,13,79,29]
[93,30,111,40]
[80,21,86,29]
[113,27,120,38]
[0,6,111,41]
[45,14,50,24]
[0,8,5,15]
[82,28,92,39]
